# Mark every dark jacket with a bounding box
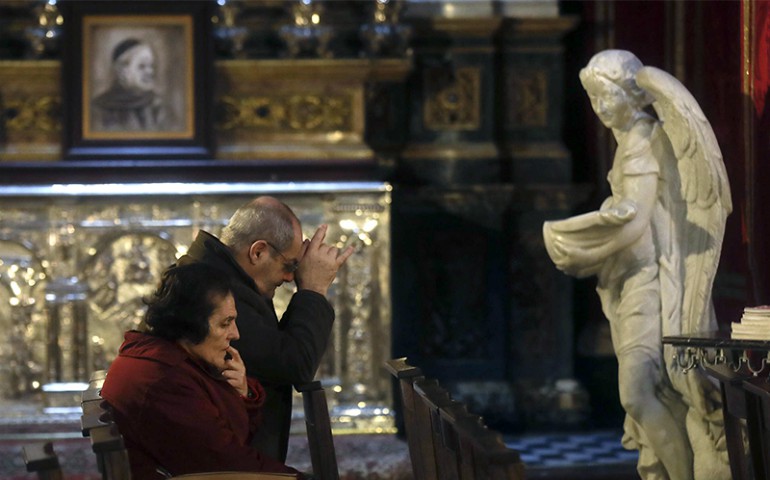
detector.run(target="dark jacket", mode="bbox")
[176,230,334,461]
[100,331,300,479]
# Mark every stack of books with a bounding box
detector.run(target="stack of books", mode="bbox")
[731,305,770,340]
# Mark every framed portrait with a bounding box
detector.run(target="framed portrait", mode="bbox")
[60,1,215,160]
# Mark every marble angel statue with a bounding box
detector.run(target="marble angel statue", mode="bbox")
[543,50,732,480]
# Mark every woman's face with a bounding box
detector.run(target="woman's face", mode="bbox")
[184,292,239,371]
[582,76,635,131]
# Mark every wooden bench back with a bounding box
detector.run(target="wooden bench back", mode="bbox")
[385,357,437,480]
[22,442,64,480]
[80,371,132,480]
[294,381,340,480]
[385,357,527,480]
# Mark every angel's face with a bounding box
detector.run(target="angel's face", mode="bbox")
[583,76,636,131]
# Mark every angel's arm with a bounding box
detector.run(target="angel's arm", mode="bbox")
[544,170,658,277]
[603,171,658,251]
[548,196,637,233]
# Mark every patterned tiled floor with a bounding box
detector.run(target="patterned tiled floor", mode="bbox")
[505,429,638,468]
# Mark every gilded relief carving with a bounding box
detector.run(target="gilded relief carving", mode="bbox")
[3,96,61,135]
[333,201,388,406]
[218,96,285,130]
[0,184,393,432]
[0,239,47,397]
[84,232,180,373]
[508,69,548,127]
[424,66,481,130]
[0,58,409,162]
[286,94,350,130]
[217,93,352,132]
[0,61,61,159]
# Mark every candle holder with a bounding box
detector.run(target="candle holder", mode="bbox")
[213,0,249,58]
[359,0,411,58]
[24,0,63,59]
[278,0,334,59]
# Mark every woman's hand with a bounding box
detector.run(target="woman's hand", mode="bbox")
[221,345,248,397]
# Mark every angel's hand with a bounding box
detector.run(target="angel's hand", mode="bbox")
[599,201,637,225]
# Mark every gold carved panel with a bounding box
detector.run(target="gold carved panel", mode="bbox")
[507,69,548,128]
[218,93,353,132]
[0,61,61,161]
[214,59,375,161]
[423,66,481,130]
[0,58,411,163]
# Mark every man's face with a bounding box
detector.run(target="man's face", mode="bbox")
[116,45,156,92]
[253,223,303,299]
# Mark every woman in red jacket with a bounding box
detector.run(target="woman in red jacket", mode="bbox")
[100,263,304,479]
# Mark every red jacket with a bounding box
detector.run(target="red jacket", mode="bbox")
[100,331,301,479]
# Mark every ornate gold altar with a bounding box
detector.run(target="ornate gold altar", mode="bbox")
[0,182,393,432]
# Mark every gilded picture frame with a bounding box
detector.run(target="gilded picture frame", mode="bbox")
[61,1,214,160]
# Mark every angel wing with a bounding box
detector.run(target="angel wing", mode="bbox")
[636,66,732,335]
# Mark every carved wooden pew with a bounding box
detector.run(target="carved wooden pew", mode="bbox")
[386,357,526,480]
[80,371,132,480]
[20,369,110,480]
[294,381,340,480]
[452,413,525,480]
[384,357,438,480]
[741,375,770,480]
[439,405,484,480]
[413,378,465,480]
[21,441,64,480]
[702,364,753,480]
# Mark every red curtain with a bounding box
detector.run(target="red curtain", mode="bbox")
[744,0,770,309]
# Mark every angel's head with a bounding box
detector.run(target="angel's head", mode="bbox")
[580,50,653,130]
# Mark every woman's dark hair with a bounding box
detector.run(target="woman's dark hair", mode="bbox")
[143,263,232,344]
